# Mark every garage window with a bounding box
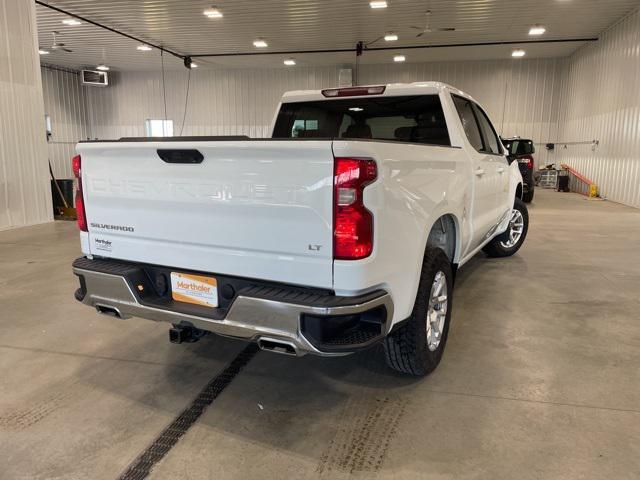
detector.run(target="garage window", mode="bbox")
[145,119,174,137]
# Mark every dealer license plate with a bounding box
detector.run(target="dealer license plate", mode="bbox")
[170,272,218,308]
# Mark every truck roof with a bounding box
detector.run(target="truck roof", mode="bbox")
[280,82,477,104]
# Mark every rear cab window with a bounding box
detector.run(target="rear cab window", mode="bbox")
[273,95,451,146]
[451,95,483,151]
[452,94,503,156]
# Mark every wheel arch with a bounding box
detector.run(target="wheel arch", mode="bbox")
[515,182,523,200]
[425,213,461,265]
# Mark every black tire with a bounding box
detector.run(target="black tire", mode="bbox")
[482,197,529,258]
[522,187,534,203]
[384,247,453,376]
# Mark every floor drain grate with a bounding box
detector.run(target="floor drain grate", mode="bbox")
[119,343,259,480]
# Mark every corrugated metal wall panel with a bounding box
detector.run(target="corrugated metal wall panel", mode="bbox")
[0,0,52,231]
[86,66,340,139]
[83,59,561,171]
[41,66,91,179]
[360,58,562,167]
[556,8,640,208]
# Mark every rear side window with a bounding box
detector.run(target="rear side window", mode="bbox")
[452,96,483,151]
[273,95,451,146]
[473,105,502,155]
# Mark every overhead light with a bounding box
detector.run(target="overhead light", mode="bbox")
[529,25,546,35]
[284,58,296,66]
[96,65,110,71]
[384,33,398,41]
[137,45,152,51]
[370,1,388,8]
[190,62,198,68]
[511,49,526,57]
[62,18,81,26]
[253,38,268,48]
[203,6,223,18]
[393,55,406,62]
[39,49,50,55]
[349,107,364,112]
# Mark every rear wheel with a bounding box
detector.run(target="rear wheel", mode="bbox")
[482,197,529,258]
[384,248,453,376]
[522,187,534,203]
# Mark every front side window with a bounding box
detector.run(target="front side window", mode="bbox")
[452,95,483,151]
[273,95,451,146]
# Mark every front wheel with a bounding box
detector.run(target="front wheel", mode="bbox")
[482,197,529,258]
[384,247,453,376]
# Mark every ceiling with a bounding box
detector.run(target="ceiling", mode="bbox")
[35,0,640,71]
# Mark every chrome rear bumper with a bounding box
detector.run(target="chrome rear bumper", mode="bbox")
[73,258,393,356]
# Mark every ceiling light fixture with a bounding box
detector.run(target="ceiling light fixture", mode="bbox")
[203,6,223,18]
[96,64,110,71]
[190,62,198,68]
[62,18,81,26]
[384,33,398,41]
[394,55,406,62]
[39,49,50,55]
[511,49,526,57]
[349,107,364,112]
[137,45,152,51]
[529,25,546,35]
[284,58,296,66]
[253,38,268,48]
[370,1,388,8]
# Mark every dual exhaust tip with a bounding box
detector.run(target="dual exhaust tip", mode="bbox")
[95,304,299,356]
[168,325,298,356]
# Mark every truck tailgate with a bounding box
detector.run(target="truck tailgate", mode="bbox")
[77,140,335,289]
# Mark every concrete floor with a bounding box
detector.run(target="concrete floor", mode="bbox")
[1,188,639,479]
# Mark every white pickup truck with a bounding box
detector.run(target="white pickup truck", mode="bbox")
[72,82,528,376]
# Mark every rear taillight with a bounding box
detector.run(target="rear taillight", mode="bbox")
[72,154,87,231]
[333,157,377,260]
[519,154,534,169]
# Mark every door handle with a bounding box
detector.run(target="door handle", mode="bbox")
[475,168,485,176]
[497,167,505,174]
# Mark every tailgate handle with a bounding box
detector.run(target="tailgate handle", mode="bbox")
[157,149,204,164]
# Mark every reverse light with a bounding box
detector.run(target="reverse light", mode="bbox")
[72,155,87,231]
[333,157,377,260]
[322,86,386,97]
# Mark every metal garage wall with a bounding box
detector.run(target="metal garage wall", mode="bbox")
[555,8,640,208]
[41,66,91,179]
[0,0,52,231]
[360,59,562,167]
[83,59,561,168]
[85,67,339,139]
